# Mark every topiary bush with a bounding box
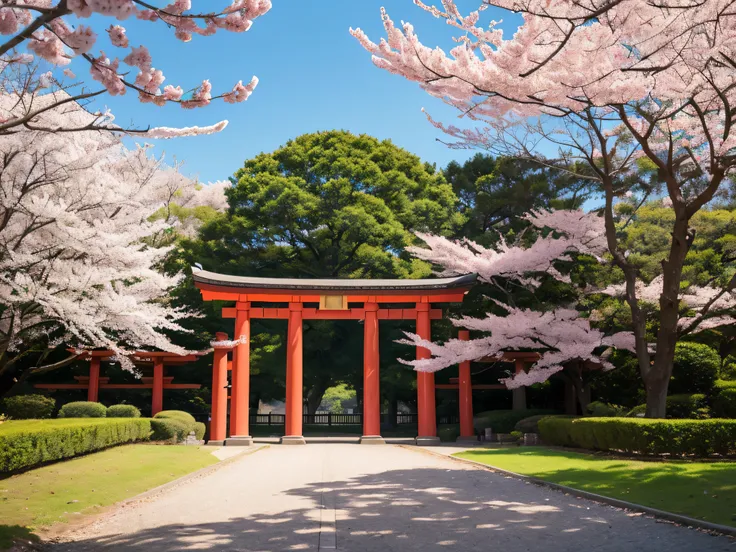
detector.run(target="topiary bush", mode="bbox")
[0,418,151,472]
[438,424,460,442]
[514,414,552,434]
[667,393,710,418]
[585,401,627,417]
[626,394,710,418]
[670,342,719,394]
[58,401,107,418]
[193,422,206,441]
[106,404,141,418]
[150,418,190,443]
[474,409,556,434]
[538,417,736,456]
[0,394,55,420]
[153,410,196,425]
[712,380,736,418]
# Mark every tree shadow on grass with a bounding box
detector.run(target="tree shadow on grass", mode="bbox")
[460,449,736,526]
[0,525,40,550]
[52,466,733,552]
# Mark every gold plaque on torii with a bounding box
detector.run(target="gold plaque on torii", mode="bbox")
[319,295,348,310]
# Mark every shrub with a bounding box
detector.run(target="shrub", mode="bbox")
[712,381,736,418]
[585,401,627,417]
[1,394,55,420]
[538,417,736,456]
[153,410,196,425]
[106,404,141,418]
[510,430,523,440]
[473,409,556,434]
[193,422,206,440]
[626,394,710,419]
[0,418,151,472]
[667,394,710,418]
[438,425,460,442]
[670,342,719,394]
[514,414,552,433]
[150,418,190,443]
[58,401,106,418]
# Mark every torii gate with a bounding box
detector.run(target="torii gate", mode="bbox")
[192,267,477,445]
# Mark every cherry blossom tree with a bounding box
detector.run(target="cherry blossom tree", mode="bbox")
[399,209,636,402]
[0,0,270,136]
[0,95,227,396]
[352,1,736,417]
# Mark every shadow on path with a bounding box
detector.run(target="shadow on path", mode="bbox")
[53,465,733,552]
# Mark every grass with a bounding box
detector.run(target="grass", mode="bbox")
[455,447,736,528]
[0,444,219,549]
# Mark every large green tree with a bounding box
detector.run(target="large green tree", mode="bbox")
[175,131,463,413]
[443,154,593,242]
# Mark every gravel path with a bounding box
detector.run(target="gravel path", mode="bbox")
[54,444,734,551]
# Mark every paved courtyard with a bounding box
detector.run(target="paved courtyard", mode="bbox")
[55,444,734,551]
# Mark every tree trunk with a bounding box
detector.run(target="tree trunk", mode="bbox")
[306,380,330,415]
[643,214,693,417]
[563,380,577,415]
[387,397,398,429]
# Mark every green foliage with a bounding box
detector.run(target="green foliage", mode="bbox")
[538,417,736,456]
[667,393,710,418]
[193,421,206,440]
[626,394,710,418]
[514,415,551,434]
[153,410,196,425]
[473,409,556,434]
[320,384,355,414]
[671,342,720,394]
[585,401,628,417]
[106,404,141,418]
[0,394,55,420]
[509,430,523,440]
[0,418,151,472]
[150,418,190,443]
[712,381,736,418]
[151,410,200,443]
[57,401,107,418]
[438,424,460,442]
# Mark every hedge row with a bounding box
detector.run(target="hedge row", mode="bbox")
[538,417,736,456]
[474,409,556,434]
[151,410,205,443]
[0,418,152,473]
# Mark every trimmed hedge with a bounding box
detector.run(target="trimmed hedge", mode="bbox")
[538,417,736,456]
[585,401,627,417]
[0,394,55,420]
[474,409,556,434]
[514,414,553,433]
[107,404,141,418]
[0,418,151,473]
[58,401,107,418]
[151,411,201,443]
[150,418,190,443]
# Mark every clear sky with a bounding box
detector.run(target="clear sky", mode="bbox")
[76,1,523,184]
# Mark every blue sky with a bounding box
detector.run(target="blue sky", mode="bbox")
[73,1,523,184]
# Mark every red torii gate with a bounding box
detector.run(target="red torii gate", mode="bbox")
[34,350,202,415]
[192,267,477,445]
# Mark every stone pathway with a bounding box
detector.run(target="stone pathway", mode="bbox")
[54,444,734,551]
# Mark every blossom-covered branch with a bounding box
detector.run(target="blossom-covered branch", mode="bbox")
[0,0,270,134]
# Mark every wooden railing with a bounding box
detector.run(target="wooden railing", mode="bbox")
[249,413,459,426]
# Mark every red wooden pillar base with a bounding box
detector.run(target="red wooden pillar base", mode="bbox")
[457,330,475,440]
[152,359,164,416]
[283,303,305,445]
[210,332,229,443]
[416,303,439,445]
[87,358,101,403]
[361,303,384,444]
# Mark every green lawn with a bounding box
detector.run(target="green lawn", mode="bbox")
[455,447,736,528]
[0,444,219,549]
